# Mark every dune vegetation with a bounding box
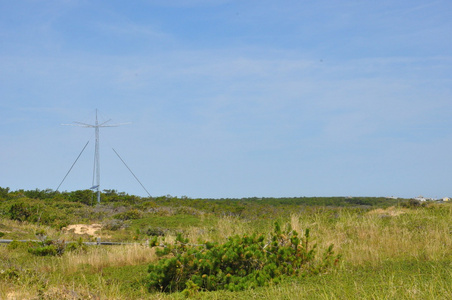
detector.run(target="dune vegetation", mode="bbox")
[0,188,451,299]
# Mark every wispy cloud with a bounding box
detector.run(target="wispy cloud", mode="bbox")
[96,21,168,39]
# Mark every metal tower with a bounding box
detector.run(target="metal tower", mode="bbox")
[63,109,127,203]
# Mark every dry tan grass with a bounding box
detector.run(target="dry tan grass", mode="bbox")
[59,243,158,273]
[3,290,33,300]
[2,243,159,299]
[184,226,209,243]
[171,207,452,268]
[215,216,247,238]
[367,206,406,217]
[303,205,452,266]
[0,219,61,239]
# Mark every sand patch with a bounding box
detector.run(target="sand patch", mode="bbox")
[64,224,102,236]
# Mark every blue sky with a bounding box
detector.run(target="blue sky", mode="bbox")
[1,0,451,198]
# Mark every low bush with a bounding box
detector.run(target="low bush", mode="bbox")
[145,227,167,236]
[28,239,66,256]
[27,238,87,256]
[5,199,71,229]
[113,209,143,220]
[401,199,425,208]
[147,222,340,294]
[7,240,35,251]
[65,238,88,253]
[8,202,32,221]
[102,219,127,231]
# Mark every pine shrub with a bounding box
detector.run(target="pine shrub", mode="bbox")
[27,238,86,256]
[27,239,65,256]
[147,222,340,293]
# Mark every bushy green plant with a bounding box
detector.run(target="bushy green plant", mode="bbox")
[147,222,340,293]
[8,202,32,221]
[7,240,36,251]
[28,244,59,256]
[28,239,65,256]
[27,238,87,256]
[145,227,166,236]
[401,199,425,208]
[113,209,143,220]
[102,219,126,231]
[65,238,88,253]
[5,199,70,228]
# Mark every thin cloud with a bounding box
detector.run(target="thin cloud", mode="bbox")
[96,21,168,39]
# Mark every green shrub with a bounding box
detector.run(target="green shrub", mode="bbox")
[7,240,30,250]
[113,209,143,220]
[147,222,340,293]
[65,238,88,253]
[8,202,32,221]
[5,199,70,228]
[401,199,425,208]
[102,219,126,231]
[145,227,166,236]
[28,244,58,256]
[28,239,66,256]
[67,190,94,205]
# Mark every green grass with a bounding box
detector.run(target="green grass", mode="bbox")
[0,194,450,299]
[130,214,207,230]
[66,264,150,298]
[178,260,452,300]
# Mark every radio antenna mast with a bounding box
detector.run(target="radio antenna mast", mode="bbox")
[62,109,129,204]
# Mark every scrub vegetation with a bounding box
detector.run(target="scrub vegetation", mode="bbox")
[0,187,451,299]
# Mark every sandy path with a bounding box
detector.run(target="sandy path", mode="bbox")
[64,224,102,236]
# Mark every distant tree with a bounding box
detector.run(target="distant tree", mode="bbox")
[9,202,32,221]
[23,188,56,200]
[103,189,118,196]
[68,190,94,205]
[401,199,422,208]
[0,187,10,200]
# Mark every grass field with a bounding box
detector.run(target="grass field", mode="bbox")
[0,195,451,299]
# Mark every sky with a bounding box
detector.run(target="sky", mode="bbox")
[1,0,451,199]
